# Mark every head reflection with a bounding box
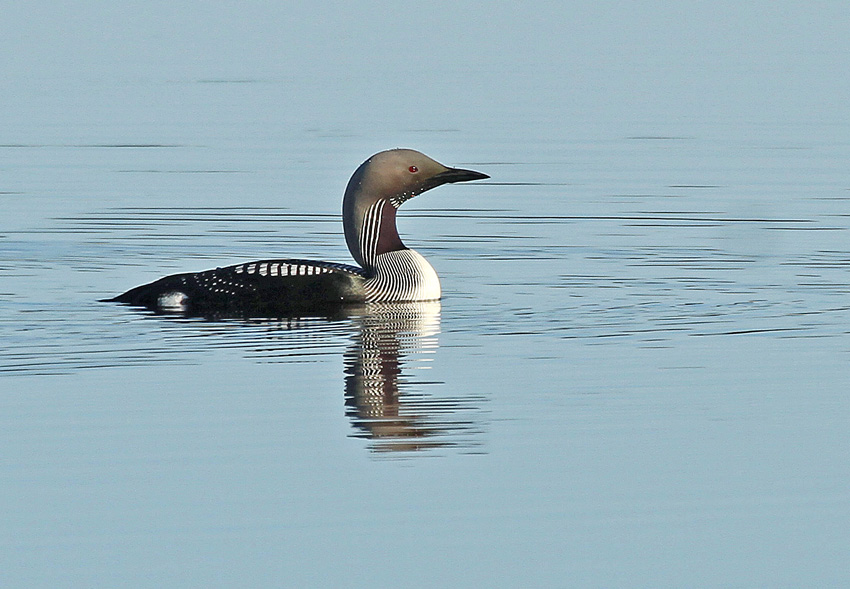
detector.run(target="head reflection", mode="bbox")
[343,302,479,453]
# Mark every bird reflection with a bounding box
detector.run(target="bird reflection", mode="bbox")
[343,302,482,453]
[138,300,484,454]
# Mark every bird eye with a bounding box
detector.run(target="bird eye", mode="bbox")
[408,166,418,173]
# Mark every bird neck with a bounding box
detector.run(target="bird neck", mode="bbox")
[346,199,405,271]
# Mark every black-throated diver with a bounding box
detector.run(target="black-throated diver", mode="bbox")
[106,149,489,316]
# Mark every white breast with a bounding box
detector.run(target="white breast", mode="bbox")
[363,249,441,302]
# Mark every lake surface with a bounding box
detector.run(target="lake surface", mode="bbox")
[2,3,850,587]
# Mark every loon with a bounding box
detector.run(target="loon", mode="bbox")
[106,149,489,316]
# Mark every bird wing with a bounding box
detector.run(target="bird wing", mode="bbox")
[108,259,368,316]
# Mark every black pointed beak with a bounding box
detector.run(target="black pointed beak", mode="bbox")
[435,167,490,184]
[401,165,489,202]
[418,166,489,194]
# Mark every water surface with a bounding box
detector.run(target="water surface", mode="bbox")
[2,2,850,587]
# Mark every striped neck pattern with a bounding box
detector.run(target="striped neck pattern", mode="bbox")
[356,200,440,302]
[363,249,441,303]
[358,200,386,269]
[357,199,406,268]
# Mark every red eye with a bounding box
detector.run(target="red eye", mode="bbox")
[408,166,418,173]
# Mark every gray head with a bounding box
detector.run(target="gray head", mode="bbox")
[342,149,489,269]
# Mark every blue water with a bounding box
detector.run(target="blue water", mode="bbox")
[2,3,850,587]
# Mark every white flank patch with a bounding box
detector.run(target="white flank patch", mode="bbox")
[158,290,189,312]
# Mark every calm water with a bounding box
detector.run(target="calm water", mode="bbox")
[3,3,850,587]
